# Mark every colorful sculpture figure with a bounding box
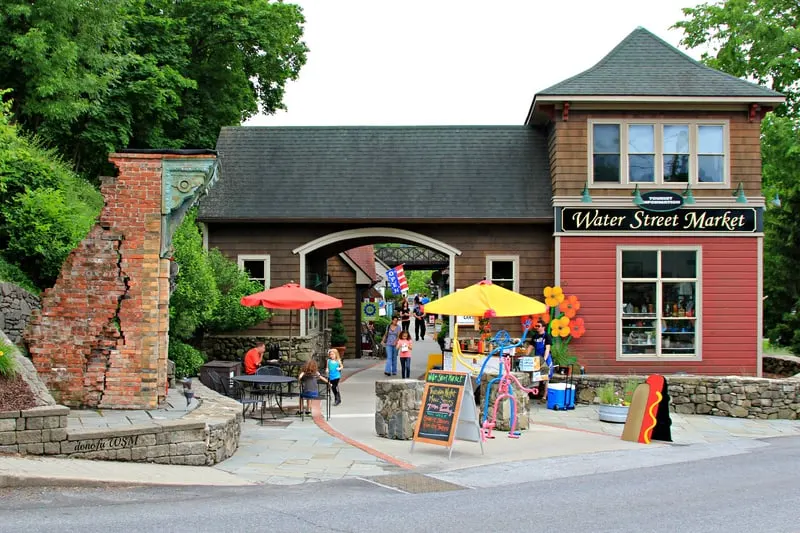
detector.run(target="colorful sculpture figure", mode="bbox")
[475,328,538,440]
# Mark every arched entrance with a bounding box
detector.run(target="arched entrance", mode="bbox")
[293,227,461,337]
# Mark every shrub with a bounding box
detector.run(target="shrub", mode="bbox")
[330,309,348,347]
[0,339,17,378]
[597,382,618,405]
[202,248,269,333]
[622,378,641,405]
[169,340,206,379]
[0,256,39,295]
[373,316,391,338]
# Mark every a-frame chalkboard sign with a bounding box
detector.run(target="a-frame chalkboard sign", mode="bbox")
[411,371,484,459]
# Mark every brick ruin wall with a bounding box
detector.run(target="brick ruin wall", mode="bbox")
[25,155,172,409]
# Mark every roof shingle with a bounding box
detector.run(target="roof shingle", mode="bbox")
[537,27,783,99]
[198,126,552,222]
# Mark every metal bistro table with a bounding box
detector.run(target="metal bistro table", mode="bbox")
[233,374,297,422]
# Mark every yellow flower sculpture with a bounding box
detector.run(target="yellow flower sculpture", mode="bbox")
[544,286,565,307]
[549,315,570,337]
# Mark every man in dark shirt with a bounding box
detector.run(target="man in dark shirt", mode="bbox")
[413,303,426,341]
[526,320,553,375]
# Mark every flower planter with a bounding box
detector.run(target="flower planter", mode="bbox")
[598,404,629,423]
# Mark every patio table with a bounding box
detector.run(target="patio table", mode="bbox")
[233,375,297,421]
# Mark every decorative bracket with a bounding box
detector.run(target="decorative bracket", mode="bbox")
[160,158,219,258]
[562,102,570,122]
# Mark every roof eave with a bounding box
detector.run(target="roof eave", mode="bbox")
[534,94,785,105]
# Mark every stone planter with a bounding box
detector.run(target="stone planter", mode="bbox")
[598,404,629,423]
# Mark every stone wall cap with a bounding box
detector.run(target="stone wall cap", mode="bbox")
[151,419,207,431]
[0,410,20,419]
[67,424,163,441]
[21,405,70,417]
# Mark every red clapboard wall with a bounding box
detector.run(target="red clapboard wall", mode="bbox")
[559,236,759,375]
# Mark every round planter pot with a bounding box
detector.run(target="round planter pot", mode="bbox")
[598,404,629,423]
[333,346,346,358]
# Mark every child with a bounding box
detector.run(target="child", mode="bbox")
[297,359,328,415]
[396,330,413,379]
[326,348,344,406]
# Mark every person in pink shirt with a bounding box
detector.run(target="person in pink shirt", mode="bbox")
[396,330,413,379]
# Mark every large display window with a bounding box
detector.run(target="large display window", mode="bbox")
[618,247,701,360]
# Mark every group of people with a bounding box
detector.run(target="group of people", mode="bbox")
[243,342,344,415]
[398,295,428,341]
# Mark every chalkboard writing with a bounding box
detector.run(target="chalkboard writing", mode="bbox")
[426,371,468,386]
[413,371,468,447]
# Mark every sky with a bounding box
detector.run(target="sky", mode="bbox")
[246,0,707,127]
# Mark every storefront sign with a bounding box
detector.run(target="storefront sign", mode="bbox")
[638,190,684,212]
[559,207,759,233]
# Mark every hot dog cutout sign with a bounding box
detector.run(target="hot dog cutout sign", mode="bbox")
[621,374,672,444]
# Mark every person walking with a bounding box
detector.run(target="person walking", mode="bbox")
[400,300,411,333]
[297,359,328,415]
[413,302,426,341]
[396,330,414,379]
[382,316,401,376]
[326,348,343,406]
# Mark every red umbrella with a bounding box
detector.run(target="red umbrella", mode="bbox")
[240,283,343,361]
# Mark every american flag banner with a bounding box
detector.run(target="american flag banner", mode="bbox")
[385,265,409,295]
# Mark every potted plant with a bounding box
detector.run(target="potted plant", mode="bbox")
[436,320,449,353]
[330,309,348,358]
[597,379,640,423]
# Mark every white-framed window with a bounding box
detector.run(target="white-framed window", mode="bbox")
[589,119,729,187]
[485,255,519,292]
[237,254,270,289]
[307,306,319,332]
[617,246,702,361]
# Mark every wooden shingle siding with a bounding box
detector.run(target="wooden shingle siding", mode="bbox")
[549,110,763,197]
[326,255,358,356]
[207,223,554,340]
[560,236,758,375]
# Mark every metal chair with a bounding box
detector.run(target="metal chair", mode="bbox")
[232,380,263,420]
[299,378,331,422]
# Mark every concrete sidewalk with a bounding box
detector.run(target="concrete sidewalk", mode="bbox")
[2,338,799,488]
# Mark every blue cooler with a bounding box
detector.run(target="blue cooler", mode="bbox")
[547,383,576,410]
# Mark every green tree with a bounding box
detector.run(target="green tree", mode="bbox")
[675,1,800,353]
[406,270,433,297]
[674,0,800,118]
[169,210,218,340]
[0,0,307,178]
[0,97,102,287]
[203,248,269,333]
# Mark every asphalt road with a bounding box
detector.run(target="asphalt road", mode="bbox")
[1,436,798,533]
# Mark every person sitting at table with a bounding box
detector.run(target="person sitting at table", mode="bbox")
[243,342,266,375]
[297,359,329,416]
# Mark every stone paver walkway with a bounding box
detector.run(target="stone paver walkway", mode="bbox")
[68,387,195,429]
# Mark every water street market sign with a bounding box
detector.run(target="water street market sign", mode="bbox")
[558,207,760,233]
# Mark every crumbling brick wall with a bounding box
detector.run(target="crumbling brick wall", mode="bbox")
[25,153,213,409]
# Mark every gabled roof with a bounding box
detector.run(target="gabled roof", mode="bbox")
[197,126,552,222]
[344,246,377,281]
[533,26,783,103]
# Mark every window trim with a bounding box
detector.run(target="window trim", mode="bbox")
[616,245,703,362]
[237,254,271,289]
[588,119,730,189]
[485,255,519,293]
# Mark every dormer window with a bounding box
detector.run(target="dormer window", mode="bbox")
[589,120,728,187]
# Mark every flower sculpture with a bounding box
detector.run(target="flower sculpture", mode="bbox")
[525,286,587,369]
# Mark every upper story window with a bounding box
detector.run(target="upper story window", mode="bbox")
[486,255,519,292]
[590,120,728,187]
[237,254,270,289]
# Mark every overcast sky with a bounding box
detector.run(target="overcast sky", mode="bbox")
[246,0,706,127]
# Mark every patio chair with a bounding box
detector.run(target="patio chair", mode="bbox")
[208,372,231,397]
[232,380,263,420]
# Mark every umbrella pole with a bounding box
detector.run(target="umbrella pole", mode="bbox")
[289,310,293,363]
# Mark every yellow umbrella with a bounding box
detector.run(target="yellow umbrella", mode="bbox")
[423,280,546,317]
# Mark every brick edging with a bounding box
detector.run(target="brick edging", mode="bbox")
[311,361,415,470]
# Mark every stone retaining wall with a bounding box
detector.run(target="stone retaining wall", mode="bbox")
[375,379,424,440]
[0,380,242,464]
[479,372,533,431]
[574,375,799,420]
[0,282,40,345]
[763,355,800,377]
[203,331,325,363]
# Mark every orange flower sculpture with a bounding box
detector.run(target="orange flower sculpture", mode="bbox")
[524,285,587,354]
[559,295,581,318]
